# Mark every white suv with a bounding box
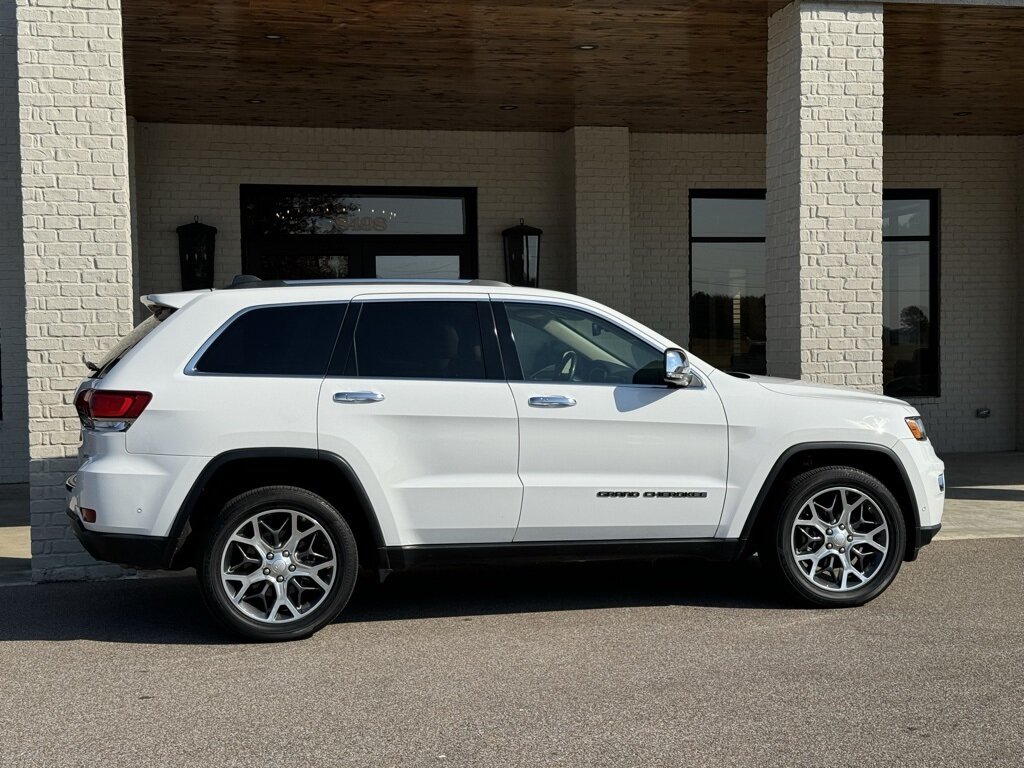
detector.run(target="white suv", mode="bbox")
[67,278,944,640]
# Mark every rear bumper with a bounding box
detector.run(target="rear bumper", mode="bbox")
[907,523,941,562]
[67,507,177,570]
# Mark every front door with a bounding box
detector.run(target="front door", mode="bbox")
[496,300,730,542]
[317,295,522,545]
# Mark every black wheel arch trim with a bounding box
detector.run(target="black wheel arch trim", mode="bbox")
[737,440,922,558]
[168,447,389,569]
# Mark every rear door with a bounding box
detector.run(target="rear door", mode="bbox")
[317,294,522,545]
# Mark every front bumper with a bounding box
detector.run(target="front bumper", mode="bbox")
[67,506,177,570]
[907,523,942,561]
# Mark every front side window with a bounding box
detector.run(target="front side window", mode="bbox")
[348,301,487,380]
[194,303,346,376]
[504,302,662,384]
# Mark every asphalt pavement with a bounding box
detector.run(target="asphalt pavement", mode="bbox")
[1,538,1021,767]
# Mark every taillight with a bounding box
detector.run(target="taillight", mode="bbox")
[75,389,152,431]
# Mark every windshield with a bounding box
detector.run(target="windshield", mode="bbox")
[91,309,171,378]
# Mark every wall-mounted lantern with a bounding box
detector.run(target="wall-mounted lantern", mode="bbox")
[176,217,217,291]
[502,219,542,288]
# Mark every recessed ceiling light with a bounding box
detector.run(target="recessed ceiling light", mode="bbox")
[264,33,283,40]
[953,110,972,117]
[246,98,264,104]
[574,44,599,51]
[500,105,518,111]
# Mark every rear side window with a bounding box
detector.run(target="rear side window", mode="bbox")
[348,301,487,380]
[194,303,346,376]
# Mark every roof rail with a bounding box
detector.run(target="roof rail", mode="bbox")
[221,275,512,289]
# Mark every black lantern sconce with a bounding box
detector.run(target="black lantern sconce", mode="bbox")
[502,219,542,288]
[176,217,217,291]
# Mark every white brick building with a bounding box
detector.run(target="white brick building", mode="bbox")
[2,0,1023,579]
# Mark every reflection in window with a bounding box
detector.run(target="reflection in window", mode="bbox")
[882,193,938,397]
[689,193,767,374]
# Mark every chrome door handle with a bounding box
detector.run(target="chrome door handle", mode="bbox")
[528,395,577,408]
[333,391,384,404]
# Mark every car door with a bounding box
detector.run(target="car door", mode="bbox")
[317,294,523,545]
[495,299,729,542]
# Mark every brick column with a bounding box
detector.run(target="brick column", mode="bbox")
[567,126,631,313]
[766,1,884,390]
[16,0,134,580]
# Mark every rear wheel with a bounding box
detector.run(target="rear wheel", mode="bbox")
[198,485,359,641]
[760,466,906,607]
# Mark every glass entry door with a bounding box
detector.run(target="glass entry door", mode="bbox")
[241,185,478,281]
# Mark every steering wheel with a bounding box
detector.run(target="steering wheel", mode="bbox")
[559,350,578,381]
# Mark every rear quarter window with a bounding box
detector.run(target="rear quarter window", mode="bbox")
[193,303,346,376]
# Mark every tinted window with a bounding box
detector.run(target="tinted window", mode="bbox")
[350,301,486,380]
[195,303,345,375]
[505,303,661,385]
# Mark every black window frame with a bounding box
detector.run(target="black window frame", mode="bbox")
[881,189,941,398]
[328,299,504,382]
[687,187,941,396]
[687,188,767,374]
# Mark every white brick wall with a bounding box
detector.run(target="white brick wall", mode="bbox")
[133,124,571,297]
[568,126,632,313]
[766,1,885,390]
[887,136,1021,452]
[0,3,29,485]
[16,0,134,580]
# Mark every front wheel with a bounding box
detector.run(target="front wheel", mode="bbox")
[197,486,359,641]
[760,466,906,607]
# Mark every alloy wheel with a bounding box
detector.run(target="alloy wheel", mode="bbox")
[790,486,890,592]
[219,509,338,623]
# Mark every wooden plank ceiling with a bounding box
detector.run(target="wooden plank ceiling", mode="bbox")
[123,1,1024,134]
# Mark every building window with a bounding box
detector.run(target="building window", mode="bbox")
[240,185,478,281]
[882,191,940,398]
[688,190,767,374]
[688,189,940,394]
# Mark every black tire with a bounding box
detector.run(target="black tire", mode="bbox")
[197,485,359,641]
[759,466,906,608]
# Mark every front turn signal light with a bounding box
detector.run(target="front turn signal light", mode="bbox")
[905,416,927,441]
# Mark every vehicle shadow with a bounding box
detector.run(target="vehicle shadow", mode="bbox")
[0,556,791,645]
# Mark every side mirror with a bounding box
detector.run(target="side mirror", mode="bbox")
[664,348,694,387]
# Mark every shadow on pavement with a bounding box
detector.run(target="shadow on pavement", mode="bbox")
[0,556,790,645]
